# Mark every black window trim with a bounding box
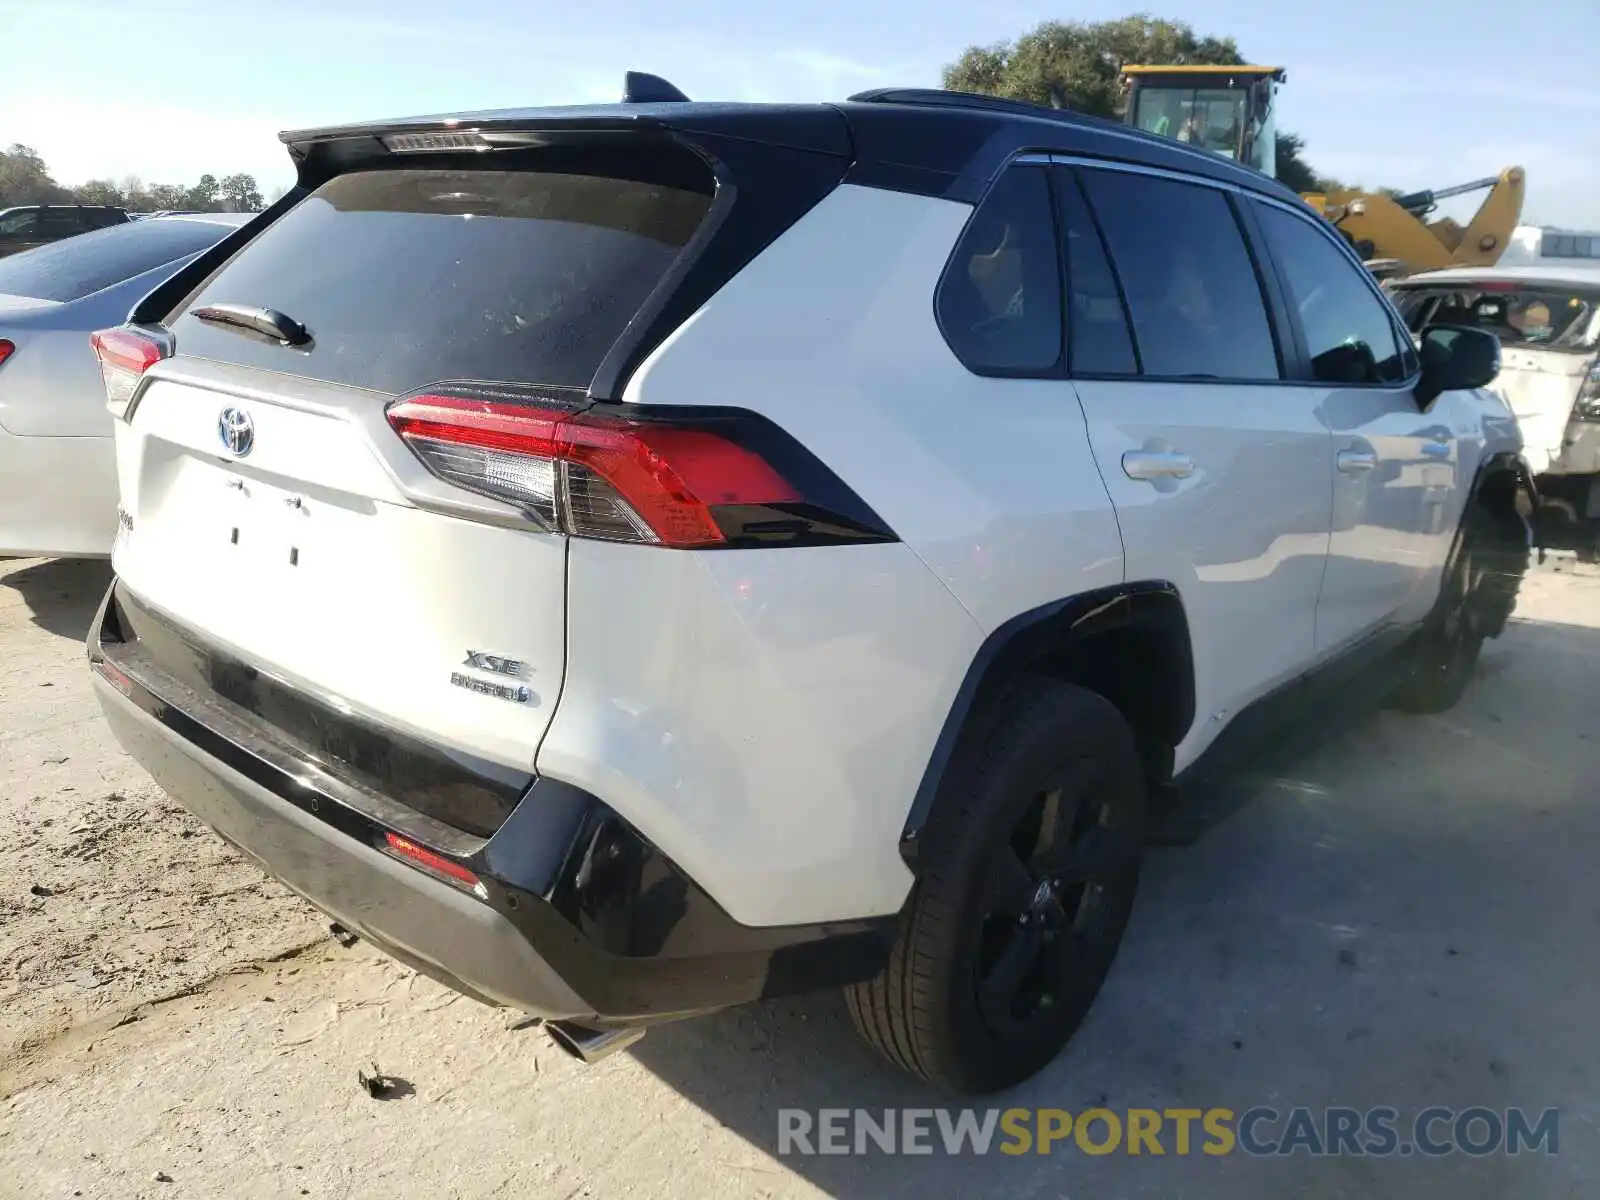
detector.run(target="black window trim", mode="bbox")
[1050,164,1143,376]
[1246,191,1423,393]
[1025,152,1426,393]
[1055,155,1290,387]
[932,157,1068,380]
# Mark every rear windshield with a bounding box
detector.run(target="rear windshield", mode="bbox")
[1392,282,1600,353]
[170,167,713,395]
[0,218,226,303]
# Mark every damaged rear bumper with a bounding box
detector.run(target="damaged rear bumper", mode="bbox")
[87,579,892,1026]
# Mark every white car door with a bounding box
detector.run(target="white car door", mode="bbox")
[1249,199,1459,652]
[1060,166,1335,764]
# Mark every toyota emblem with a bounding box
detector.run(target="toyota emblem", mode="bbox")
[218,406,254,457]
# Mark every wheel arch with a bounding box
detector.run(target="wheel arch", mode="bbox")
[1470,449,1537,519]
[899,581,1194,868]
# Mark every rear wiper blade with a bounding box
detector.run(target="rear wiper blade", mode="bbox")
[192,302,311,347]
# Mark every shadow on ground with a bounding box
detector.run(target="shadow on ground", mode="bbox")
[1,557,112,641]
[629,613,1600,1200]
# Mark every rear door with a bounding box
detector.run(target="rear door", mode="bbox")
[113,161,716,777]
[1060,164,1334,757]
[1250,198,1455,649]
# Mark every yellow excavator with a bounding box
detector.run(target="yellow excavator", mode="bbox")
[1118,64,1525,279]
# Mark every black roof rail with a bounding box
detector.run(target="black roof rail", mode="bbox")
[623,71,691,104]
[846,87,1069,120]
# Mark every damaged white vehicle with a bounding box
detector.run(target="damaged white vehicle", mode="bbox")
[1391,267,1600,553]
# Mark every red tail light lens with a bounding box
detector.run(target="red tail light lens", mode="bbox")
[90,326,168,408]
[382,832,484,894]
[387,392,807,548]
[0,339,14,369]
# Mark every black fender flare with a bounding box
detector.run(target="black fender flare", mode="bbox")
[898,580,1193,868]
[1469,449,1539,551]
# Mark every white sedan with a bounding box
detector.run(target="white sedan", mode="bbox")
[0,213,253,557]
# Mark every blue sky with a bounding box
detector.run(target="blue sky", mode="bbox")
[5,0,1599,227]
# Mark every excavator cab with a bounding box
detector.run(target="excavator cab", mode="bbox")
[1120,65,1286,177]
[1119,63,1525,280]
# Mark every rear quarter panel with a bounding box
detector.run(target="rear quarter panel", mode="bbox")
[557,182,1127,926]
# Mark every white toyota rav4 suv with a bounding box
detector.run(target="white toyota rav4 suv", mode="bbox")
[87,77,1532,1093]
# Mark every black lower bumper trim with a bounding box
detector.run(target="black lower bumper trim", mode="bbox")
[89,579,894,1022]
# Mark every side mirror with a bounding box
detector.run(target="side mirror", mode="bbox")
[1416,324,1500,408]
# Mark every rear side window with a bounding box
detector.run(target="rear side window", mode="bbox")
[1080,170,1280,381]
[0,219,228,302]
[171,168,713,395]
[937,166,1063,375]
[0,210,39,235]
[1054,170,1138,375]
[1255,203,1409,384]
[42,211,85,236]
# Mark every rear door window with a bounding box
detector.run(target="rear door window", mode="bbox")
[1053,169,1138,375]
[936,165,1063,375]
[0,218,231,302]
[41,211,86,237]
[170,168,713,395]
[1255,202,1411,384]
[1078,169,1280,381]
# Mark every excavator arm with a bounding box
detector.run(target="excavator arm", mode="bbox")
[1305,167,1525,274]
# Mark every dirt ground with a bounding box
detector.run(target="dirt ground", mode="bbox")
[2,553,1598,1199]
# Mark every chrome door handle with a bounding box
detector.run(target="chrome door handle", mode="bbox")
[1337,449,1378,473]
[1122,451,1195,481]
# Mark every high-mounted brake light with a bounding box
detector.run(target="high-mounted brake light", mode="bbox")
[90,326,167,410]
[382,131,492,154]
[387,392,809,548]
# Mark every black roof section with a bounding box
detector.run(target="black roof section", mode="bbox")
[277,72,1303,206]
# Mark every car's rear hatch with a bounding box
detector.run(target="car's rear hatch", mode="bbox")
[104,110,851,837]
[1492,345,1592,473]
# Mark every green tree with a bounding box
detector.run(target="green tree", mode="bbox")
[943,15,1330,193]
[943,16,1243,117]
[184,173,220,210]
[0,144,67,205]
[145,183,189,210]
[74,178,126,206]
[1273,131,1338,194]
[219,173,264,212]
[119,176,153,212]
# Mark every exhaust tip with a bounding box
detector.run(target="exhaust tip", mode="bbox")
[545,1020,645,1065]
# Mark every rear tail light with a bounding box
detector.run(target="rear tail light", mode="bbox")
[90,326,169,411]
[92,657,135,698]
[0,339,13,369]
[386,388,893,549]
[381,831,485,896]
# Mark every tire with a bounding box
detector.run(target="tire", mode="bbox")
[1392,505,1505,714]
[846,679,1145,1094]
